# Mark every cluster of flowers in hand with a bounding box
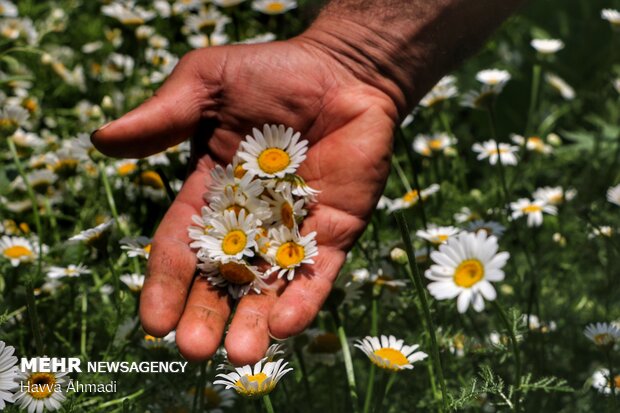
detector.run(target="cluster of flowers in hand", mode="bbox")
[188,124,319,298]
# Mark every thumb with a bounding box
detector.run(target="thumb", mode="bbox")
[91,49,221,158]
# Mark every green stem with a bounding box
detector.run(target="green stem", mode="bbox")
[396,129,428,230]
[334,311,360,413]
[363,290,380,413]
[263,394,275,413]
[492,301,522,412]
[81,284,88,356]
[99,161,129,236]
[525,63,542,136]
[392,155,413,192]
[486,107,510,209]
[395,212,447,412]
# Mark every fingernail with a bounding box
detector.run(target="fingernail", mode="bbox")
[90,121,113,140]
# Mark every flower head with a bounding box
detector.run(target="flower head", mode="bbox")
[530,38,564,54]
[425,231,509,313]
[214,358,292,398]
[355,335,427,372]
[252,0,297,15]
[510,198,557,227]
[472,140,519,165]
[606,184,620,206]
[0,340,18,409]
[584,322,620,349]
[14,358,68,412]
[416,226,460,245]
[266,227,318,280]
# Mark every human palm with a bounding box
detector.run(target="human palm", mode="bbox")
[92,38,399,364]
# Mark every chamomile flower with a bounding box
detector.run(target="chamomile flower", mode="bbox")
[207,161,263,200]
[533,186,576,205]
[387,184,440,212]
[425,231,509,313]
[262,188,306,230]
[592,368,620,395]
[530,38,564,54]
[0,1,18,18]
[198,258,268,299]
[268,174,320,202]
[214,358,293,398]
[416,226,460,245]
[584,322,620,348]
[545,73,575,100]
[475,69,511,87]
[355,335,428,372]
[120,273,145,292]
[46,264,91,279]
[202,210,258,263]
[14,359,68,413]
[266,227,318,280]
[510,198,557,227]
[0,236,37,267]
[412,133,456,156]
[238,124,308,179]
[419,75,458,108]
[472,140,519,165]
[601,9,620,27]
[120,236,152,259]
[209,187,271,223]
[68,219,114,246]
[606,184,620,206]
[0,340,18,409]
[188,205,215,243]
[252,0,297,15]
[510,134,553,154]
[101,1,156,26]
[466,220,506,238]
[212,0,246,7]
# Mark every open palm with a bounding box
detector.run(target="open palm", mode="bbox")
[92,37,399,365]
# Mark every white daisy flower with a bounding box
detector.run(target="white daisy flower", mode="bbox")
[14,358,68,413]
[530,38,564,54]
[584,322,620,348]
[108,159,138,177]
[592,368,620,395]
[262,188,306,230]
[510,198,557,227]
[0,236,38,267]
[454,207,479,223]
[266,227,318,280]
[606,184,620,206]
[101,1,155,26]
[412,133,456,156]
[239,32,277,45]
[614,78,620,94]
[184,6,230,34]
[425,231,510,313]
[510,134,553,154]
[350,268,408,291]
[416,226,460,245]
[472,140,519,165]
[238,124,308,179]
[589,225,615,239]
[355,335,428,372]
[207,160,263,201]
[11,169,57,194]
[46,263,91,279]
[252,0,297,15]
[198,258,268,299]
[0,1,18,18]
[533,186,576,205]
[68,219,114,246]
[202,210,258,263]
[522,314,557,333]
[268,174,320,203]
[209,187,271,223]
[387,184,440,212]
[475,69,511,87]
[376,195,393,210]
[120,273,145,292]
[0,340,18,410]
[419,75,458,108]
[188,205,215,244]
[544,73,575,100]
[212,0,246,7]
[9,128,45,149]
[214,358,293,398]
[120,236,153,259]
[601,9,620,27]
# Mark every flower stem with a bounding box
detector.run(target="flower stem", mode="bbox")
[263,394,275,413]
[333,310,360,413]
[492,301,522,412]
[373,372,397,413]
[98,161,129,236]
[395,212,447,412]
[525,63,542,136]
[396,129,428,230]
[363,290,380,413]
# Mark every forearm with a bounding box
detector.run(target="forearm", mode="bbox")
[299,0,524,115]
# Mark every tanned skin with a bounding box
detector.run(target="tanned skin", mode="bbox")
[91,0,524,365]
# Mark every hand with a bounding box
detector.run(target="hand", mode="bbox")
[91,29,399,365]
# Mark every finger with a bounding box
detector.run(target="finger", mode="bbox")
[91,49,222,158]
[224,277,285,366]
[175,277,231,361]
[139,155,215,336]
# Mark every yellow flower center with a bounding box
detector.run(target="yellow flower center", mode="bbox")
[121,17,145,26]
[454,259,484,288]
[117,162,137,176]
[221,230,247,255]
[436,234,449,243]
[4,245,33,259]
[27,372,56,399]
[235,372,269,396]
[144,334,159,343]
[219,262,256,285]
[257,148,290,174]
[143,244,152,254]
[373,348,408,368]
[234,163,247,179]
[429,139,444,150]
[522,205,542,213]
[275,242,305,268]
[226,204,247,217]
[53,159,79,175]
[615,376,620,389]
[307,333,341,354]
[266,2,285,12]
[594,333,612,345]
[281,202,294,229]
[402,190,419,203]
[138,170,164,189]
[19,222,30,234]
